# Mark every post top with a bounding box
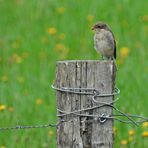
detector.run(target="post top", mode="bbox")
[57,60,115,64]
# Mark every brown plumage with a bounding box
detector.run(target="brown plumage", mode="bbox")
[92,22,116,59]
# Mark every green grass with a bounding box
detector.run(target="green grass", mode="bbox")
[0,0,148,147]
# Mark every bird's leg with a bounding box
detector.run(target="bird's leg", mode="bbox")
[109,57,113,60]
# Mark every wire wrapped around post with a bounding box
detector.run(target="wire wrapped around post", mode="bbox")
[55,60,116,148]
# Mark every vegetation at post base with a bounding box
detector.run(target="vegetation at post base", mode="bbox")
[0,0,148,147]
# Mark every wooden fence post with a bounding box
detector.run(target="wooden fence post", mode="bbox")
[55,60,116,148]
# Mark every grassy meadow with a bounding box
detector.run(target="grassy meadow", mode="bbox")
[0,0,148,147]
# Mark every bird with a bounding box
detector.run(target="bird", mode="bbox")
[92,22,116,60]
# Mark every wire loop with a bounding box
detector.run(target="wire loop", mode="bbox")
[53,85,147,126]
[0,85,147,131]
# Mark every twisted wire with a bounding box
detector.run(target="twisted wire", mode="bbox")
[0,85,147,131]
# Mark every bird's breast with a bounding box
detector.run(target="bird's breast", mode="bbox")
[94,31,114,48]
[94,31,114,56]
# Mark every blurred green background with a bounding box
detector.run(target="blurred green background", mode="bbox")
[0,0,148,147]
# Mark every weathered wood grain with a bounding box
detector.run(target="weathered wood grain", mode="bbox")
[56,60,116,148]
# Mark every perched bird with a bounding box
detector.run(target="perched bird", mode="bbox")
[92,22,116,60]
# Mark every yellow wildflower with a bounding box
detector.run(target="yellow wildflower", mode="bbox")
[58,33,66,40]
[141,15,148,22]
[55,43,65,51]
[142,131,148,137]
[0,146,6,148]
[119,47,129,58]
[128,129,135,136]
[48,130,54,136]
[0,105,6,111]
[12,53,22,64]
[56,7,65,14]
[120,139,128,145]
[8,106,14,112]
[1,75,8,82]
[128,136,133,142]
[36,99,43,105]
[16,57,22,63]
[87,15,94,21]
[47,27,57,35]
[142,122,148,127]
[54,43,69,59]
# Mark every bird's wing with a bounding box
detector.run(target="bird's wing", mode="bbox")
[114,38,116,59]
[109,29,116,59]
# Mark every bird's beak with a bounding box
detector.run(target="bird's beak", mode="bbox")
[91,26,95,30]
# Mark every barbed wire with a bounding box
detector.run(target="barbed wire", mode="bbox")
[0,85,147,131]
[57,99,139,126]
[51,85,120,97]
[0,120,64,131]
[52,85,148,126]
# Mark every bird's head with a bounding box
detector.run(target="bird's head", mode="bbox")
[92,22,109,32]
